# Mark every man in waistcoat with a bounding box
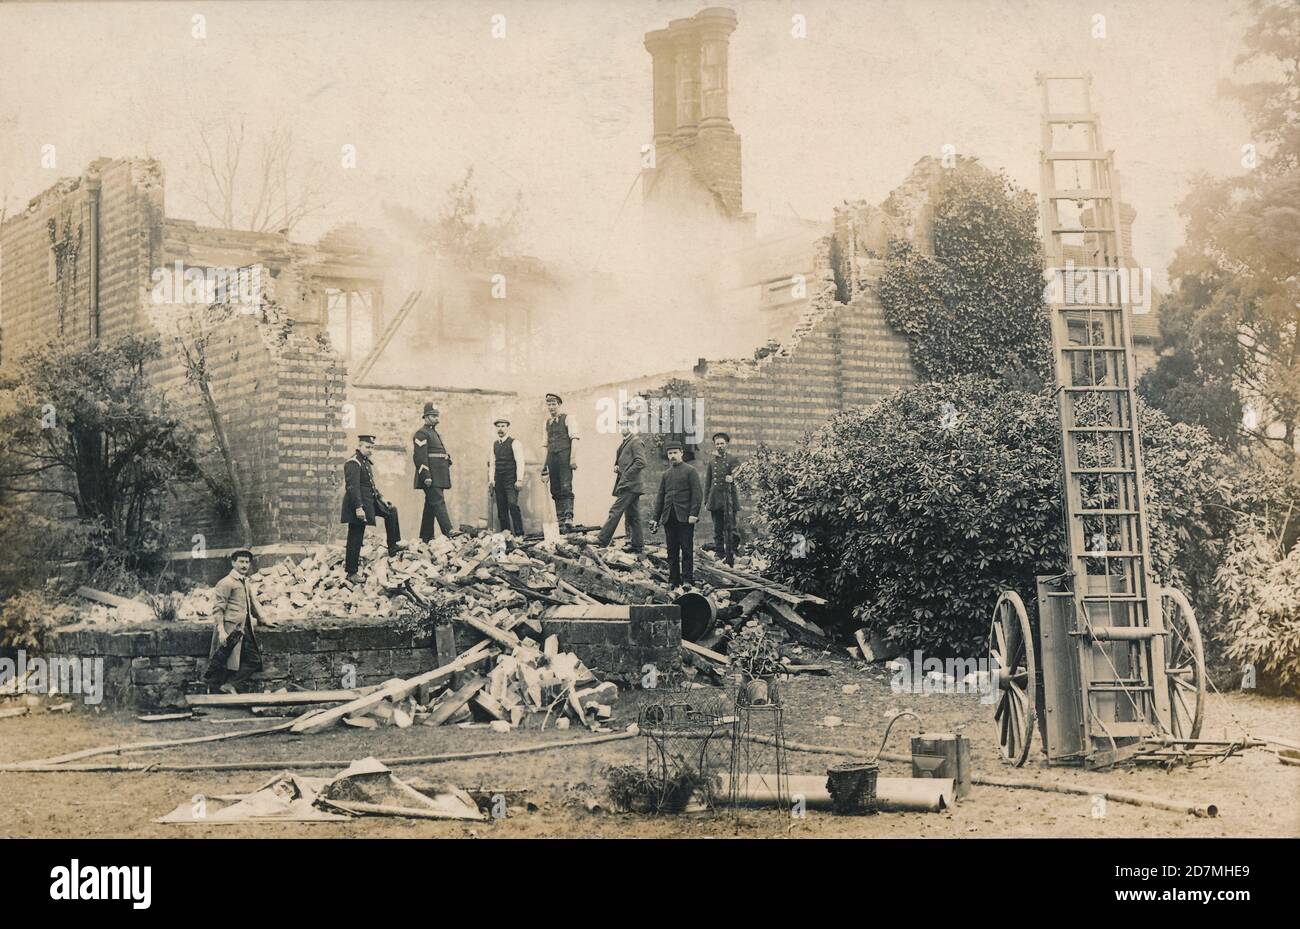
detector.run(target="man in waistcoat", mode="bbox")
[487,416,526,536]
[540,392,578,531]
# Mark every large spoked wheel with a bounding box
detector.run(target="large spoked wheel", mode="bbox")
[990,591,1037,767]
[1161,587,1206,740]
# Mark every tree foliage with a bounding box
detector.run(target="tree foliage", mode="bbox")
[1139,0,1300,467]
[878,160,1053,386]
[742,378,1261,656]
[0,335,205,570]
[1218,521,1300,693]
[384,166,522,264]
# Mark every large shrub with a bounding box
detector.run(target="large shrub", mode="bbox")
[743,377,1258,655]
[0,334,206,572]
[1218,524,1300,694]
[878,161,1053,385]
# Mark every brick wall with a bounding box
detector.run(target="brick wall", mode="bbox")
[1,159,349,548]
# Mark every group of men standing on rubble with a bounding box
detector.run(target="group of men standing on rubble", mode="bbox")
[338,392,742,591]
[205,392,742,695]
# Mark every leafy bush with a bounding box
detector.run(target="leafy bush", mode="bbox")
[743,377,1260,656]
[1217,524,1300,694]
[0,587,75,650]
[878,161,1053,385]
[0,334,205,571]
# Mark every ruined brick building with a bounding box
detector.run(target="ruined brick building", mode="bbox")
[0,5,1159,557]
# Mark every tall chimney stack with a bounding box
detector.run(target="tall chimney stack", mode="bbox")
[642,8,743,217]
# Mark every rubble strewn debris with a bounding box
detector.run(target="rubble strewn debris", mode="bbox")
[65,529,833,675]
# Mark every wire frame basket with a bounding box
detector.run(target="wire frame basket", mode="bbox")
[636,690,732,813]
[826,762,879,815]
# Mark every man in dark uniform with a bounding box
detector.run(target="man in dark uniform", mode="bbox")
[342,434,404,582]
[704,431,741,565]
[204,549,266,694]
[596,411,646,552]
[540,392,578,530]
[413,402,454,540]
[487,416,526,536]
[649,441,702,589]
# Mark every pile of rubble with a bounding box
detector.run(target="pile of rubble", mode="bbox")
[66,528,835,687]
[303,633,623,735]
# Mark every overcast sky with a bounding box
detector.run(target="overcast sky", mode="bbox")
[0,0,1257,286]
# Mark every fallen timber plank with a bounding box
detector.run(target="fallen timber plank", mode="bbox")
[425,677,487,726]
[186,688,373,707]
[321,799,482,822]
[765,599,827,639]
[782,663,831,675]
[75,586,140,609]
[550,555,666,604]
[458,614,521,650]
[696,557,828,606]
[682,640,728,665]
[291,641,494,733]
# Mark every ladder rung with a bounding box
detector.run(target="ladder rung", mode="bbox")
[1071,467,1136,474]
[1084,626,1160,641]
[1088,721,1156,738]
[1073,509,1140,515]
[1066,427,1132,433]
[1060,346,1127,352]
[1081,594,1146,602]
[1087,684,1155,693]
[1062,386,1131,393]
[1052,226,1116,234]
[1054,305,1127,312]
[1075,551,1145,558]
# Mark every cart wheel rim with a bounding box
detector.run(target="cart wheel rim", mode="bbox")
[1161,587,1206,741]
[990,590,1037,767]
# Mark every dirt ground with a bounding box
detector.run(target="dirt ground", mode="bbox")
[1,656,1296,838]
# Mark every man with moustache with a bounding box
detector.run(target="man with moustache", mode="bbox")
[649,441,703,590]
[540,392,578,531]
[704,431,742,565]
[596,410,646,552]
[342,433,405,582]
[204,549,266,694]
[413,402,455,540]
[487,416,526,536]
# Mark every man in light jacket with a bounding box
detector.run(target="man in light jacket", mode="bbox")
[204,549,267,694]
[596,413,646,552]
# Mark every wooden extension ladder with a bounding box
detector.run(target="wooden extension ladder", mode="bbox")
[1035,73,1172,767]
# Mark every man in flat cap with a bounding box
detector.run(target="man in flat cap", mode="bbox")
[413,402,454,541]
[342,434,404,582]
[649,440,702,590]
[540,392,578,531]
[704,431,741,566]
[596,408,646,552]
[487,416,526,536]
[204,549,265,694]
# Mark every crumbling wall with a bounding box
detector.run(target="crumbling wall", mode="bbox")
[0,158,163,364]
[0,159,349,549]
